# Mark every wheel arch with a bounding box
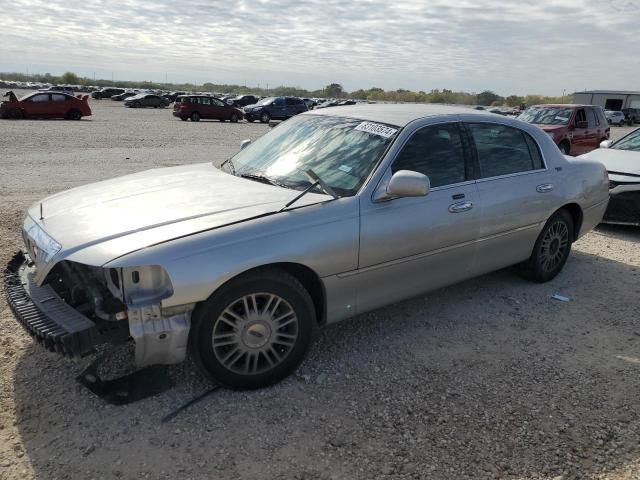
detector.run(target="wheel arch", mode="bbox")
[203,262,326,326]
[556,203,583,241]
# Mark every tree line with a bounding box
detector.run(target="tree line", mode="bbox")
[0,72,567,107]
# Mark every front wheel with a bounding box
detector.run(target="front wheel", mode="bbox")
[6,108,23,119]
[191,112,201,122]
[189,269,316,389]
[260,112,270,123]
[520,210,573,283]
[230,113,239,123]
[558,141,570,155]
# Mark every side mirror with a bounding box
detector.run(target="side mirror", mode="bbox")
[576,120,588,129]
[240,139,251,150]
[600,140,612,149]
[375,170,430,202]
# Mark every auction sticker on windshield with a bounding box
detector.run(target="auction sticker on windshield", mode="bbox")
[355,122,398,138]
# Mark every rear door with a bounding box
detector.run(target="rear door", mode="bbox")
[585,108,602,150]
[571,108,591,154]
[463,120,561,275]
[51,93,70,117]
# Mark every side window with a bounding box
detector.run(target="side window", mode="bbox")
[575,109,586,125]
[29,94,50,103]
[586,108,597,128]
[51,94,67,102]
[200,97,211,105]
[274,97,285,106]
[392,123,467,188]
[285,98,295,106]
[211,98,224,106]
[468,123,542,178]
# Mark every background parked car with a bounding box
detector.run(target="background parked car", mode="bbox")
[111,92,137,101]
[92,88,125,99]
[605,110,626,126]
[124,94,170,108]
[230,95,260,107]
[580,128,640,226]
[622,108,640,125]
[163,91,186,103]
[244,96,307,122]
[518,104,609,155]
[173,95,243,122]
[39,85,74,95]
[1,91,91,120]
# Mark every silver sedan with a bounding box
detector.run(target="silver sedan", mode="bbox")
[5,105,610,388]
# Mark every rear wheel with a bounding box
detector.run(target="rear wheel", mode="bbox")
[133,101,142,108]
[260,112,270,123]
[65,109,82,120]
[180,116,188,121]
[230,113,239,123]
[191,112,201,122]
[190,269,315,389]
[520,210,573,283]
[558,141,570,155]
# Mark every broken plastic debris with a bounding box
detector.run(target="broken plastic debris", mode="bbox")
[551,294,570,302]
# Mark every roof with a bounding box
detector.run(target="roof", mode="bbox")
[574,90,640,96]
[305,103,492,127]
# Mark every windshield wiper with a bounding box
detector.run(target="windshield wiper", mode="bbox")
[238,172,293,189]
[220,158,236,174]
[280,169,339,212]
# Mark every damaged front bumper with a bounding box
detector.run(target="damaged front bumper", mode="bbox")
[4,251,101,356]
[4,251,193,366]
[605,183,640,226]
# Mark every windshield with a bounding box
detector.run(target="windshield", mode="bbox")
[518,107,572,125]
[256,97,274,106]
[612,128,640,152]
[223,114,398,196]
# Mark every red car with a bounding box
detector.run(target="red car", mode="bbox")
[173,95,243,122]
[1,91,92,120]
[518,104,609,155]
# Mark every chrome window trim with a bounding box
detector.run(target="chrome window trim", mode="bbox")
[474,168,548,184]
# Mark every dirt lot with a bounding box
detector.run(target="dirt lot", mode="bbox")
[1,91,640,480]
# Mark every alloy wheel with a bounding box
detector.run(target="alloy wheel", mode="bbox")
[211,293,299,375]
[539,221,569,273]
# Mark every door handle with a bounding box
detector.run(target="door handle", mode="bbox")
[448,201,473,213]
[536,184,554,193]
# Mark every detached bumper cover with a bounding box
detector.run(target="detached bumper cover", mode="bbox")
[4,251,100,357]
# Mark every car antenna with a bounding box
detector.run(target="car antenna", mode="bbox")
[39,202,44,220]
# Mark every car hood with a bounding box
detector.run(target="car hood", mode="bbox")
[26,163,329,279]
[580,148,640,178]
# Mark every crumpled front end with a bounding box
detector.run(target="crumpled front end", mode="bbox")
[605,181,640,226]
[4,216,195,366]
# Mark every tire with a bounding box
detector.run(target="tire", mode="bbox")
[180,116,188,121]
[260,112,270,123]
[6,108,23,120]
[248,118,255,123]
[558,141,570,155]
[65,109,82,120]
[189,269,316,389]
[520,210,574,283]
[191,112,201,122]
[230,113,239,123]
[134,101,141,108]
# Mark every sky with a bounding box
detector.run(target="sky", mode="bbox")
[0,0,638,96]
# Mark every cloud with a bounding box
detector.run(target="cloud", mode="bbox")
[0,0,638,95]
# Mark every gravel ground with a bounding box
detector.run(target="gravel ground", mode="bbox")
[1,91,640,480]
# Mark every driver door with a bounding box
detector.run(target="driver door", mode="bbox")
[25,93,51,117]
[357,120,480,313]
